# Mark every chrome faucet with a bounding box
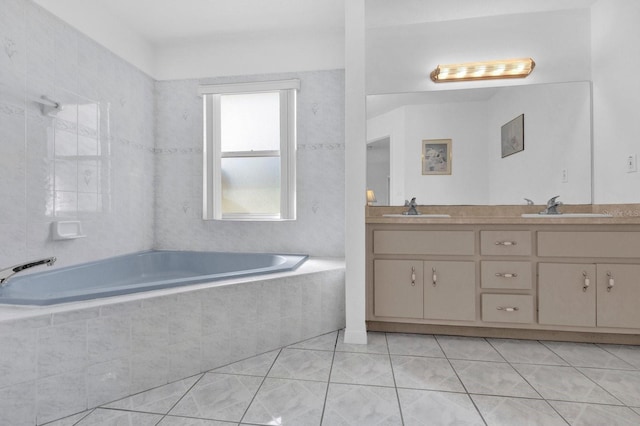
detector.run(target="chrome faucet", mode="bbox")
[541,195,563,215]
[0,257,57,286]
[403,197,420,215]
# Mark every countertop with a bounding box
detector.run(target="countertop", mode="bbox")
[366,204,640,225]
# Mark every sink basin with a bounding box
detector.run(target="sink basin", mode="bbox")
[521,213,613,218]
[383,214,451,218]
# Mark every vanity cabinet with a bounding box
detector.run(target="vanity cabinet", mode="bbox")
[424,261,475,321]
[537,231,640,330]
[538,263,596,327]
[371,229,476,322]
[373,260,475,321]
[367,221,640,343]
[597,264,640,328]
[374,260,423,319]
[539,263,640,329]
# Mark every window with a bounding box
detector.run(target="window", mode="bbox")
[200,80,299,220]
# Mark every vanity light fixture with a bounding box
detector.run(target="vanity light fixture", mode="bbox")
[430,58,535,83]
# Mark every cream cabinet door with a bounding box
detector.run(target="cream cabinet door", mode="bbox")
[424,261,475,321]
[374,260,424,318]
[538,263,596,327]
[597,264,640,329]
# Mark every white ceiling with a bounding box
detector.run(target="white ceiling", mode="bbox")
[367,87,500,119]
[366,0,598,28]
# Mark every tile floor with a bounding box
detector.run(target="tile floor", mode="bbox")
[45,331,640,426]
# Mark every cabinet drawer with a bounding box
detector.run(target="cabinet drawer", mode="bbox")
[481,261,532,289]
[482,294,534,324]
[480,231,531,256]
[374,230,475,255]
[538,232,640,258]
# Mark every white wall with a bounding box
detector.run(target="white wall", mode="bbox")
[155,31,345,81]
[32,0,155,77]
[367,108,406,204]
[367,8,592,94]
[403,102,489,205]
[591,0,640,204]
[154,70,345,257]
[486,82,592,204]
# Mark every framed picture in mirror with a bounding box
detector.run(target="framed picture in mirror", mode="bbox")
[422,139,452,175]
[501,114,524,158]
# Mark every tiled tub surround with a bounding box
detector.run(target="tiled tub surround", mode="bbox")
[2,0,346,272]
[0,258,345,425]
[43,331,640,426]
[1,0,155,269]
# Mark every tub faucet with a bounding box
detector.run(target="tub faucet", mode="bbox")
[403,197,420,215]
[0,257,57,286]
[541,195,563,215]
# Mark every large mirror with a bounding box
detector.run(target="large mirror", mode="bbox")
[366,81,592,206]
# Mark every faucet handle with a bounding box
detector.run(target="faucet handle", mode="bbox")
[547,195,561,206]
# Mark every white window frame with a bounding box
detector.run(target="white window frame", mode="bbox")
[200,79,299,221]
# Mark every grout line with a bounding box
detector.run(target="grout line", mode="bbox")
[483,339,573,425]
[540,341,636,371]
[595,343,639,371]
[386,332,405,426]
[539,341,628,407]
[434,334,489,426]
[319,329,340,425]
[67,408,95,426]
[484,338,545,401]
[153,372,207,425]
[237,347,283,424]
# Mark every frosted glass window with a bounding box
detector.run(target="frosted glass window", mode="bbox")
[221,92,280,152]
[201,79,298,221]
[221,157,281,214]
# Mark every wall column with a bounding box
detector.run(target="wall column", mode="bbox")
[344,0,367,344]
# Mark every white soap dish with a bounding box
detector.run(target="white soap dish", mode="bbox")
[51,221,86,240]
